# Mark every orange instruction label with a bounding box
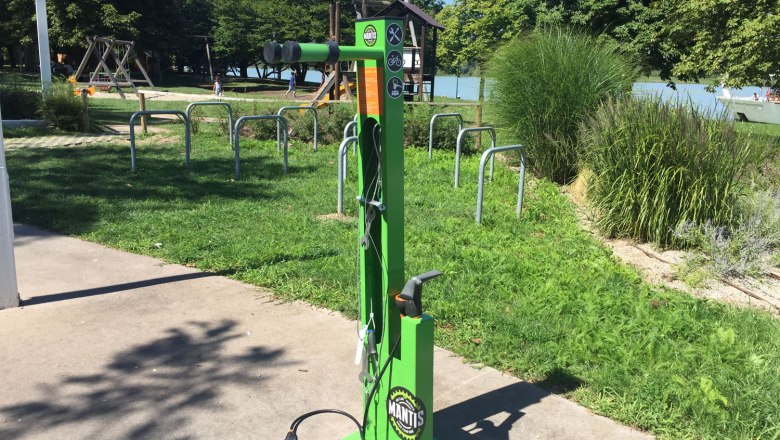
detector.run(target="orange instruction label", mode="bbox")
[358,67,383,116]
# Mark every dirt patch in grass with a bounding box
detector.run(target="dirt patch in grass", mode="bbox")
[604,238,780,314]
[316,213,354,223]
[562,176,780,314]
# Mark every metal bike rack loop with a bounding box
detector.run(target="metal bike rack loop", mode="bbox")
[350,114,359,154]
[344,119,358,155]
[341,120,359,181]
[455,126,496,188]
[185,102,234,147]
[233,115,289,180]
[476,144,527,225]
[337,135,359,214]
[277,106,318,151]
[129,110,191,172]
[428,113,463,161]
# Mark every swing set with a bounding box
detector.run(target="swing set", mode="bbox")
[73,36,154,99]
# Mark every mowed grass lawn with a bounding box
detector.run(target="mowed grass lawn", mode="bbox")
[6,122,780,440]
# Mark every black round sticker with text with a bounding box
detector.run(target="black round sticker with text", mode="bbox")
[386,23,403,46]
[387,386,426,440]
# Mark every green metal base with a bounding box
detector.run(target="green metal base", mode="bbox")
[342,432,437,440]
[342,314,434,440]
[342,432,362,440]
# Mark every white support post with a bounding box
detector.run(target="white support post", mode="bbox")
[0,107,20,309]
[35,0,52,93]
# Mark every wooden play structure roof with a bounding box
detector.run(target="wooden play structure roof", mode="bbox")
[375,0,444,29]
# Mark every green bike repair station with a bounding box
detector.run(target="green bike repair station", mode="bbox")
[265,16,442,440]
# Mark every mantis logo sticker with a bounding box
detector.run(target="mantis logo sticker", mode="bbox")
[363,25,378,46]
[387,387,426,440]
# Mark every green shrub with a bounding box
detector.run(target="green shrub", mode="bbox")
[226,102,356,146]
[675,188,780,278]
[487,27,636,183]
[0,82,41,119]
[581,96,762,247]
[404,104,472,153]
[229,101,279,140]
[312,104,356,144]
[40,81,84,131]
[287,108,319,144]
[224,101,469,151]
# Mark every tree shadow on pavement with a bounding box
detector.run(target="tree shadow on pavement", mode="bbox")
[435,382,544,440]
[435,367,584,440]
[0,320,289,439]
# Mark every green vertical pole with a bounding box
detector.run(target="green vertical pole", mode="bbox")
[350,17,435,440]
[266,16,436,440]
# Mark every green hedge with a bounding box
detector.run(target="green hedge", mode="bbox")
[0,83,41,120]
[222,101,472,152]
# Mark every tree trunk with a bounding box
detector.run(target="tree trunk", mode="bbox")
[5,47,15,68]
[177,52,184,74]
[478,65,485,102]
[23,45,36,72]
[478,66,486,151]
[239,62,249,78]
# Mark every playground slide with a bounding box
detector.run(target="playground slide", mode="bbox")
[316,83,356,108]
[310,72,356,108]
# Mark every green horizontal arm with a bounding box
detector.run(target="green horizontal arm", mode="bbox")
[264,41,384,64]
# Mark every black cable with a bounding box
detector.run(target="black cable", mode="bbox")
[289,409,362,439]
[361,332,402,435]
[284,332,402,440]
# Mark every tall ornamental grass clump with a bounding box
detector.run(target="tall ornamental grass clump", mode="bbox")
[581,97,760,248]
[487,27,636,184]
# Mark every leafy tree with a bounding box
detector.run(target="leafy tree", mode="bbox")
[436,0,653,75]
[0,0,35,67]
[112,0,214,74]
[46,0,140,48]
[436,0,530,74]
[211,0,359,79]
[0,0,36,46]
[211,0,267,77]
[436,0,533,100]
[655,0,780,88]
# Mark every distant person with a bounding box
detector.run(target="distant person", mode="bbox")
[62,55,74,75]
[753,92,759,101]
[213,74,223,97]
[767,89,772,102]
[285,73,297,98]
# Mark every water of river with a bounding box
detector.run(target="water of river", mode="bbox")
[239,68,765,114]
[432,76,766,114]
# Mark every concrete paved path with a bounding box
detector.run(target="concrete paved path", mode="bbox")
[0,225,652,440]
[4,134,123,149]
[93,89,314,104]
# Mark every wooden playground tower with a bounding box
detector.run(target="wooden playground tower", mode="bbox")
[315,0,442,104]
[73,36,154,99]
